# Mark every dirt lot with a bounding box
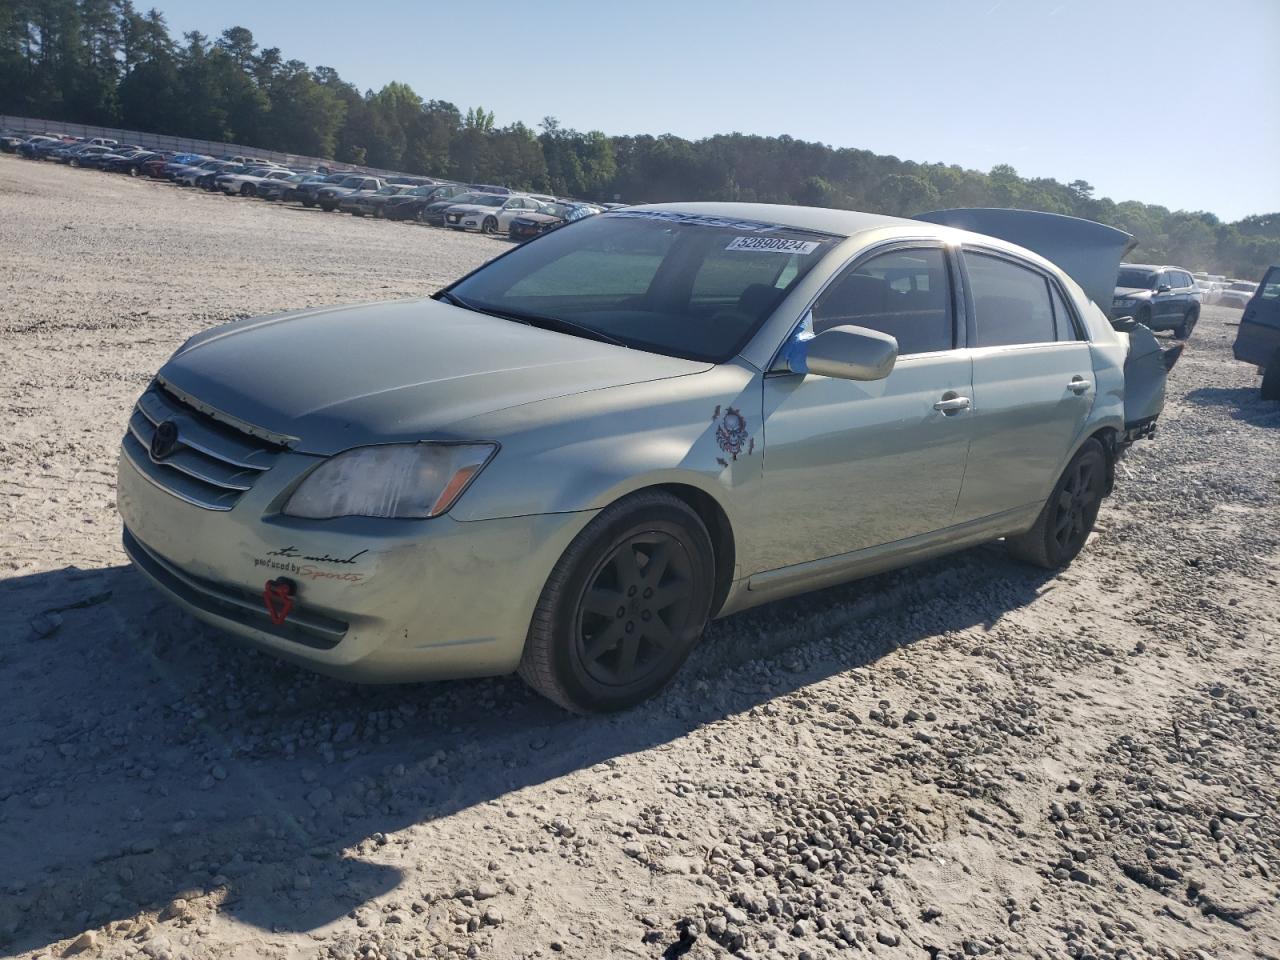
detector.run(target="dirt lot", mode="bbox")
[1,154,1278,960]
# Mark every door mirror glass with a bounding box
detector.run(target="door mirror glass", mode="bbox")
[789,324,898,381]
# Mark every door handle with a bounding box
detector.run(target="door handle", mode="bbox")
[933,394,971,414]
[1069,376,1092,395]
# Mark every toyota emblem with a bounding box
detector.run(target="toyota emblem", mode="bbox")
[150,420,179,460]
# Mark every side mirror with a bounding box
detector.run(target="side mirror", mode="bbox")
[788,324,898,381]
[1157,283,1171,293]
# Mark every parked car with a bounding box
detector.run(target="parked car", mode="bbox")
[17,136,62,158]
[339,184,414,217]
[179,161,236,188]
[1232,267,1280,400]
[59,144,114,167]
[1218,280,1258,310]
[1193,277,1224,306]
[116,203,1174,713]
[382,183,472,221]
[256,173,323,201]
[508,201,603,241]
[293,173,356,207]
[104,151,169,176]
[443,194,544,233]
[317,175,384,211]
[0,130,29,152]
[215,167,295,196]
[1111,264,1201,338]
[79,146,145,169]
[150,154,209,179]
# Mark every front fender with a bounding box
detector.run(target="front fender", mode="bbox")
[449,362,762,533]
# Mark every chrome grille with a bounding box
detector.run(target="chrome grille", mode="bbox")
[122,383,282,511]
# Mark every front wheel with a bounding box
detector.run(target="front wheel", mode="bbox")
[519,491,715,713]
[1007,438,1107,569]
[482,216,499,235]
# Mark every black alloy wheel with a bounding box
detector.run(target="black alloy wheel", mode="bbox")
[519,491,715,713]
[1007,438,1107,569]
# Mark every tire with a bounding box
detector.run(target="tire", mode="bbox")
[1136,305,1152,328]
[1007,438,1107,569]
[1262,351,1280,402]
[302,199,314,208]
[240,183,255,197]
[482,216,499,235]
[128,166,139,178]
[518,491,716,714]
[373,206,383,219]
[69,158,79,168]
[1173,306,1198,340]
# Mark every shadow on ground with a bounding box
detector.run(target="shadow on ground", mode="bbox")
[0,544,1051,953]
[1183,386,1279,426]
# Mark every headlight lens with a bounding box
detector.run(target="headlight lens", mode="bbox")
[283,443,496,520]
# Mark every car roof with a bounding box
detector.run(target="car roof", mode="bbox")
[621,202,916,238]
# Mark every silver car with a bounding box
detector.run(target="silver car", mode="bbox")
[117,203,1170,712]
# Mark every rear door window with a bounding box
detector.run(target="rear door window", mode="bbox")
[964,251,1057,347]
[1259,268,1280,300]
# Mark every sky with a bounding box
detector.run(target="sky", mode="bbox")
[153,0,1278,222]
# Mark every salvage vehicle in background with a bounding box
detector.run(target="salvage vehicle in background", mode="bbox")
[117,203,1176,713]
[339,184,414,217]
[382,183,471,221]
[508,200,603,241]
[317,175,384,211]
[293,172,356,207]
[257,173,323,201]
[1232,266,1280,400]
[442,193,543,233]
[1112,264,1200,338]
[216,166,294,196]
[1219,280,1259,310]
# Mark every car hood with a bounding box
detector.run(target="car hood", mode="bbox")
[1113,287,1154,299]
[159,298,711,455]
[515,212,561,224]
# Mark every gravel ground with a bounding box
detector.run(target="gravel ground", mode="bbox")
[1,154,1278,960]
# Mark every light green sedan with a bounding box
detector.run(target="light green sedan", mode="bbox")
[117,203,1172,712]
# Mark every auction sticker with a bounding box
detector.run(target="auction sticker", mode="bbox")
[726,236,820,254]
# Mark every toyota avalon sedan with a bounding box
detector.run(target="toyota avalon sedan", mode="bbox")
[118,203,1171,712]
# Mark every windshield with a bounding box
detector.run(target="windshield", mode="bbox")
[339,177,365,187]
[376,186,400,195]
[1229,282,1256,291]
[1116,269,1157,290]
[463,195,504,207]
[444,211,838,362]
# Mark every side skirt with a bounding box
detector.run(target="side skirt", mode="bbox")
[717,503,1041,617]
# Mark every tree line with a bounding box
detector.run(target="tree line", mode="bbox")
[2,1,1276,280]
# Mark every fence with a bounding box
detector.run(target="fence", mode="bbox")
[0,114,415,179]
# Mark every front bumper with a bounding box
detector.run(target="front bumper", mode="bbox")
[117,448,594,682]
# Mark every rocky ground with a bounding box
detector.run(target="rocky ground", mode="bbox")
[1,154,1277,960]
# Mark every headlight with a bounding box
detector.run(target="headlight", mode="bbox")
[282,443,497,520]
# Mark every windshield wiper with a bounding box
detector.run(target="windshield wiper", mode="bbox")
[436,293,627,348]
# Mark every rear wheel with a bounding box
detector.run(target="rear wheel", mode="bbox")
[1007,438,1107,569]
[1174,305,1198,339]
[519,491,715,713]
[240,183,254,197]
[1262,350,1280,401]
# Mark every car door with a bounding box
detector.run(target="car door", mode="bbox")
[953,248,1095,522]
[751,244,973,574]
